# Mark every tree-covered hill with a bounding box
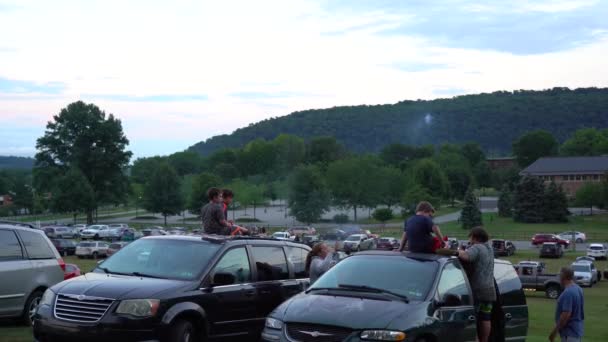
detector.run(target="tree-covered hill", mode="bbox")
[0,156,35,169]
[189,87,608,156]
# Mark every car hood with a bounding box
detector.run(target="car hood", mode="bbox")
[51,272,192,300]
[276,293,429,330]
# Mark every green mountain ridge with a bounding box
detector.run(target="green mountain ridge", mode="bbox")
[0,156,35,169]
[188,87,608,156]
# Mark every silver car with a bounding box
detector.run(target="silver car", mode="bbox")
[572,261,598,287]
[0,223,64,325]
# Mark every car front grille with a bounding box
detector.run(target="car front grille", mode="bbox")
[54,294,114,322]
[286,323,353,342]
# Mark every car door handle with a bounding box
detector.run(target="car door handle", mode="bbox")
[468,315,476,322]
[505,313,512,320]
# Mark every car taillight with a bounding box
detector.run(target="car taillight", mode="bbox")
[57,257,66,272]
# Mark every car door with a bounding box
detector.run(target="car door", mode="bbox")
[434,262,477,342]
[0,229,32,317]
[494,262,528,341]
[204,246,257,338]
[249,245,291,322]
[284,245,310,293]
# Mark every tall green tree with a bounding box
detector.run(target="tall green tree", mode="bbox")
[143,163,184,225]
[513,176,545,223]
[273,134,305,175]
[188,172,222,214]
[575,183,604,215]
[400,181,440,215]
[12,174,34,214]
[497,186,512,217]
[237,139,276,176]
[412,158,449,199]
[167,151,202,176]
[227,179,266,219]
[512,130,558,167]
[461,142,485,167]
[50,167,96,222]
[305,136,346,166]
[376,167,406,208]
[461,188,482,229]
[34,101,132,223]
[542,182,569,222]
[435,151,473,203]
[474,161,493,189]
[287,165,330,224]
[131,156,166,184]
[561,128,608,156]
[372,208,393,227]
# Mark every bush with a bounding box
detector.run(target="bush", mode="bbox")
[372,208,394,223]
[333,214,349,223]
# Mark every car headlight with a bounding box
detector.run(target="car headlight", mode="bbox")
[40,289,56,306]
[265,317,284,330]
[116,299,160,317]
[360,330,406,341]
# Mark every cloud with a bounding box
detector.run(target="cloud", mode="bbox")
[0,78,65,94]
[81,94,208,102]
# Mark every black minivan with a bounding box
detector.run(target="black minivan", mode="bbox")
[262,251,528,342]
[33,235,311,342]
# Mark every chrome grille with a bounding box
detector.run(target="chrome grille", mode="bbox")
[54,294,114,322]
[286,323,352,342]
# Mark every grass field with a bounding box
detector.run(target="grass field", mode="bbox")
[1,250,607,341]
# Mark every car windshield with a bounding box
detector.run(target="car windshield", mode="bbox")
[492,241,504,247]
[379,238,390,242]
[346,236,360,241]
[573,264,590,272]
[590,246,604,250]
[310,255,437,301]
[96,238,221,280]
[79,242,95,247]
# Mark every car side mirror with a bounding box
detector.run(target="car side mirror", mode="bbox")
[436,294,463,308]
[212,272,236,286]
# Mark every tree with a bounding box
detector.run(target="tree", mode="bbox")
[575,183,604,215]
[372,208,393,226]
[237,139,276,176]
[34,101,132,223]
[461,142,485,167]
[435,151,473,203]
[143,163,184,225]
[50,167,95,222]
[561,128,608,156]
[542,182,569,222]
[287,165,330,224]
[513,176,545,223]
[167,151,202,176]
[188,172,222,214]
[376,167,406,208]
[461,188,482,229]
[401,183,438,216]
[512,130,558,167]
[273,134,305,175]
[497,186,512,217]
[474,161,493,189]
[493,166,521,192]
[12,175,34,214]
[131,156,166,184]
[305,136,346,166]
[227,179,266,219]
[411,158,449,199]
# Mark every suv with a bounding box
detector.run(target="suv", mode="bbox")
[80,225,111,240]
[75,241,109,259]
[492,239,516,256]
[51,239,77,257]
[44,226,77,239]
[531,234,569,248]
[34,235,312,341]
[587,243,607,260]
[558,231,586,243]
[262,252,528,342]
[343,234,376,252]
[572,261,598,287]
[540,242,563,258]
[0,223,65,326]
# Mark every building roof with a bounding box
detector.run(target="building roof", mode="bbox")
[520,156,608,175]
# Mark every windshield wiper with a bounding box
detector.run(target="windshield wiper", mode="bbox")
[97,267,130,276]
[130,271,168,279]
[305,287,336,294]
[338,283,409,303]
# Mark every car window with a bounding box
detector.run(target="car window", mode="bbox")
[211,247,251,284]
[436,262,471,306]
[0,229,24,261]
[251,246,289,281]
[18,230,55,259]
[494,263,526,305]
[285,246,308,278]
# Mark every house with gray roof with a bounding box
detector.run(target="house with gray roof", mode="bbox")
[520,156,608,196]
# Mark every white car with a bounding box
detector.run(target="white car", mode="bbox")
[571,261,598,287]
[272,232,294,241]
[558,231,586,243]
[75,241,109,259]
[587,244,607,260]
[343,234,376,252]
[80,224,111,240]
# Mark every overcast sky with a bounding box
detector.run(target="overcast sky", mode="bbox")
[1,0,607,159]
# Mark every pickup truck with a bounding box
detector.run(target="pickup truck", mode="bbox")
[515,263,562,299]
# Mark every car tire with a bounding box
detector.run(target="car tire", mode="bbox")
[166,319,198,342]
[576,238,583,243]
[22,289,44,326]
[546,285,560,299]
[92,252,99,259]
[94,234,99,240]
[62,250,67,257]
[77,255,83,259]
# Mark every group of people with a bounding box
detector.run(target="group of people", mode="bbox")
[200,187,249,236]
[399,201,584,342]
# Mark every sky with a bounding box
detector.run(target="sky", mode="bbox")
[1,0,607,159]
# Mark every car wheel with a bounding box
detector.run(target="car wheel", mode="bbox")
[62,250,67,257]
[94,234,99,240]
[22,290,44,326]
[576,238,583,243]
[166,319,198,342]
[92,252,99,259]
[77,255,83,259]
[546,285,560,299]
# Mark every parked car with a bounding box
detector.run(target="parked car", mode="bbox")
[33,235,311,341]
[108,223,129,230]
[142,228,167,236]
[107,241,130,256]
[321,229,348,241]
[75,241,109,259]
[571,261,598,287]
[262,251,528,342]
[44,226,77,239]
[587,243,607,260]
[445,237,460,250]
[558,231,586,243]
[492,239,516,256]
[72,224,87,233]
[302,234,321,247]
[531,234,570,248]
[80,225,112,240]
[515,263,562,299]
[376,237,400,250]
[343,234,376,252]
[272,231,293,240]
[51,239,77,257]
[167,228,187,235]
[63,264,81,280]
[540,242,564,258]
[288,226,316,236]
[514,261,546,274]
[0,223,65,325]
